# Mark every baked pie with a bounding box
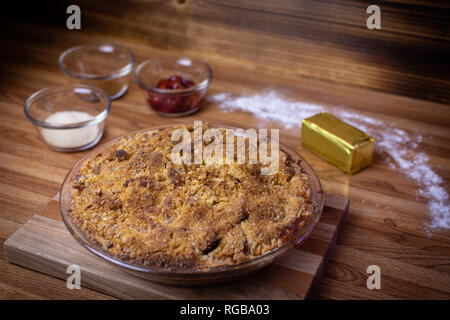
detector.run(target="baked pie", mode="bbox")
[70,124,314,271]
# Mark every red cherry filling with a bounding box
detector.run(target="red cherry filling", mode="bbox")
[157,75,195,90]
[156,79,170,89]
[147,75,200,114]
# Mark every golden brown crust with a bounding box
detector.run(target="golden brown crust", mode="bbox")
[70,125,314,271]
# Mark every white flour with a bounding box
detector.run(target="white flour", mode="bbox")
[209,90,450,231]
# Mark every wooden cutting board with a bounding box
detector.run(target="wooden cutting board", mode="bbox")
[4,194,348,300]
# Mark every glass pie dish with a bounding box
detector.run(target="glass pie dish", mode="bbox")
[60,123,324,287]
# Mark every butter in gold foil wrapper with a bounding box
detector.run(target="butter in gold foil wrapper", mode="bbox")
[301,112,374,174]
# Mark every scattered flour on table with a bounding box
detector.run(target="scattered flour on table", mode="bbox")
[209,90,450,231]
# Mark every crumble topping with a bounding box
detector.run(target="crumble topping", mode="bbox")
[70,124,314,271]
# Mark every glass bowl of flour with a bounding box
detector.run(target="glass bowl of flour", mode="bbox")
[24,84,111,152]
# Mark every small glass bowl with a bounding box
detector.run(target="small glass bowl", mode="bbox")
[135,57,212,117]
[59,44,135,100]
[24,84,111,152]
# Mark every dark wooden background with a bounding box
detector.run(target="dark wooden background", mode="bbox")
[2,0,449,104]
[0,0,449,300]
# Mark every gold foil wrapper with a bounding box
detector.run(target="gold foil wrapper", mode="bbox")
[301,112,374,174]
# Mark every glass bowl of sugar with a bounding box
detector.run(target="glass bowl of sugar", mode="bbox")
[24,84,111,152]
[59,44,135,100]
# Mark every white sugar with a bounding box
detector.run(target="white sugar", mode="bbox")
[41,111,99,149]
[210,90,450,231]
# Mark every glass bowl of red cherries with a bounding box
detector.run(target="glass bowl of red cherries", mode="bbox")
[135,57,212,117]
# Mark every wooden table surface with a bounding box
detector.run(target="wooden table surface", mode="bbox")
[0,0,449,299]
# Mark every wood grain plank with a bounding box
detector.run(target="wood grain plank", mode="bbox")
[330,244,450,293]
[0,282,44,300]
